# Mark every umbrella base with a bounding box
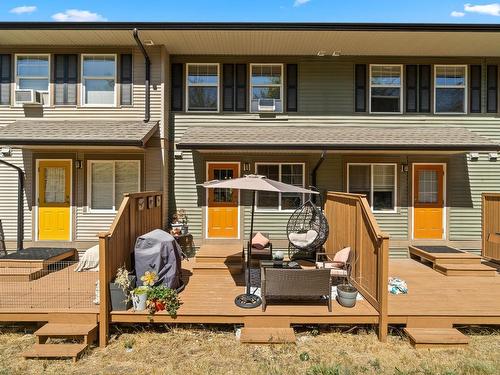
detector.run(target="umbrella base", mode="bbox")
[234,293,262,309]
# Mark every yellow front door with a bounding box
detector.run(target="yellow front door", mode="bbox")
[38,160,71,241]
[414,164,444,240]
[207,163,239,238]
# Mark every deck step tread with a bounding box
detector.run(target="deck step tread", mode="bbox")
[35,323,97,337]
[22,343,87,360]
[0,267,43,274]
[240,328,296,344]
[404,328,468,348]
[435,263,496,271]
[196,244,243,258]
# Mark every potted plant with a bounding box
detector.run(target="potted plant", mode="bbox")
[337,279,359,308]
[273,250,284,268]
[131,286,149,311]
[146,285,182,318]
[171,209,188,235]
[109,266,136,311]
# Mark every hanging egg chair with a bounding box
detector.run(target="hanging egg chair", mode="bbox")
[286,187,329,260]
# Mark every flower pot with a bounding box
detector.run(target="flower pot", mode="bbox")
[132,292,148,311]
[337,284,358,308]
[109,275,136,311]
[181,224,189,235]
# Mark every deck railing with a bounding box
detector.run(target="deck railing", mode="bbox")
[324,192,390,342]
[482,193,500,262]
[98,191,163,347]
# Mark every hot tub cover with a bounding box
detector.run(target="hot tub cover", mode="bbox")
[134,229,183,290]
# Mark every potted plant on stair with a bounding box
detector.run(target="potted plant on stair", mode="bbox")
[109,266,136,311]
[132,271,158,311]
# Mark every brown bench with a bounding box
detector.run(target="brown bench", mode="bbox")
[260,268,332,312]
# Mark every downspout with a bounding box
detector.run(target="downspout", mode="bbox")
[311,150,327,204]
[133,28,151,123]
[0,159,24,251]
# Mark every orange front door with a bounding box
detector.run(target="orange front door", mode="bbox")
[207,163,239,238]
[413,164,445,240]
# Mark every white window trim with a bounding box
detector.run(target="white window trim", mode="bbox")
[347,163,398,214]
[81,54,117,107]
[255,162,305,212]
[249,63,284,114]
[186,63,220,113]
[433,64,468,114]
[14,53,51,107]
[369,64,403,114]
[87,160,141,213]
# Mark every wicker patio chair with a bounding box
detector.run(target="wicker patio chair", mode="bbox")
[261,268,332,312]
[244,232,273,262]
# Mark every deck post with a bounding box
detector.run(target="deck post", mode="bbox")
[377,235,389,342]
[98,234,110,348]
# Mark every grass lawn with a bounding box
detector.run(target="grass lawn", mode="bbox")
[0,325,499,375]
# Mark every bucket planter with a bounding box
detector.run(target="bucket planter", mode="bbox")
[337,284,358,308]
[109,274,136,311]
[131,286,149,311]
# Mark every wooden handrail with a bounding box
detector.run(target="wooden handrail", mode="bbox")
[324,192,389,342]
[98,191,163,347]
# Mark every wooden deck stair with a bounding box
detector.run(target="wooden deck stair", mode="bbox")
[192,243,243,276]
[22,323,97,362]
[404,328,469,349]
[240,328,296,344]
[0,267,45,282]
[434,263,497,277]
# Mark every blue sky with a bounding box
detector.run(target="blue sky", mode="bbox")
[2,1,500,23]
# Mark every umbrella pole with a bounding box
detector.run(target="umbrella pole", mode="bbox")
[234,189,262,308]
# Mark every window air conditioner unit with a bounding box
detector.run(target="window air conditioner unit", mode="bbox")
[15,89,43,105]
[257,98,276,112]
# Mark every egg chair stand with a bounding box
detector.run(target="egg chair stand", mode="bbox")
[287,188,329,261]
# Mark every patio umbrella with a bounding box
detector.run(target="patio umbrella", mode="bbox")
[201,174,319,308]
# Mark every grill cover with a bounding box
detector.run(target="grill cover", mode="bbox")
[134,229,183,290]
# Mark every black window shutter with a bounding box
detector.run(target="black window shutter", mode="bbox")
[120,54,133,106]
[286,64,298,112]
[470,65,482,113]
[418,65,431,113]
[354,64,367,112]
[222,64,234,111]
[235,63,247,112]
[406,65,417,113]
[487,65,498,113]
[0,54,11,105]
[54,54,77,105]
[171,63,184,111]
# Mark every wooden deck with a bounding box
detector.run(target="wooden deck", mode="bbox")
[0,263,99,319]
[111,258,500,327]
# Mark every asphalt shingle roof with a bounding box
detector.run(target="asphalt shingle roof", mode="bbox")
[177,126,499,151]
[0,120,158,147]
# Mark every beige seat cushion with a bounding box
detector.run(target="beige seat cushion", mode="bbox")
[333,246,351,264]
[252,232,269,250]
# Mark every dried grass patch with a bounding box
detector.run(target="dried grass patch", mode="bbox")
[0,325,498,375]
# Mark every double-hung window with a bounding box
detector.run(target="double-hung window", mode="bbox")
[369,65,402,113]
[88,160,140,212]
[250,64,283,113]
[186,63,219,112]
[15,54,50,105]
[82,55,116,106]
[256,163,304,210]
[434,65,467,114]
[347,163,397,212]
